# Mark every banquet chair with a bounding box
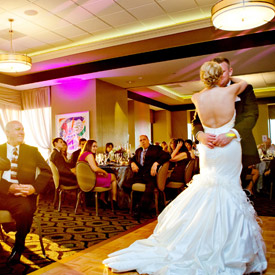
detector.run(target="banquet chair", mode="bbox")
[165,159,195,203]
[193,156,200,175]
[130,161,170,216]
[49,161,79,212]
[75,161,114,216]
[0,196,46,257]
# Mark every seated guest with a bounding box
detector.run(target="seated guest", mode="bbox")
[185,139,196,159]
[105,142,114,162]
[78,140,118,209]
[258,137,275,158]
[167,139,191,183]
[122,135,170,220]
[168,138,176,154]
[50,138,77,186]
[61,140,68,161]
[0,121,52,265]
[105,142,114,155]
[69,138,86,168]
[161,141,169,152]
[166,139,191,201]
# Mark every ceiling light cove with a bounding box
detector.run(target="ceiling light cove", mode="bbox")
[154,85,192,101]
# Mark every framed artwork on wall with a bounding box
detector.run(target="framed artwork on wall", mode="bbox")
[56,111,89,154]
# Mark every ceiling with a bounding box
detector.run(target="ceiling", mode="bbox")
[0,0,275,110]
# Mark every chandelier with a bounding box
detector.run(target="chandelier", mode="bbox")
[0,19,32,73]
[211,0,275,31]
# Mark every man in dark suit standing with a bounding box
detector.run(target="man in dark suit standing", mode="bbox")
[123,135,170,220]
[192,57,260,195]
[0,120,52,264]
[50,137,77,186]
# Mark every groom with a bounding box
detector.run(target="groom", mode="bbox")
[192,57,260,194]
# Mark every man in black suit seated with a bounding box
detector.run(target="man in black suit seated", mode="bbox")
[192,56,260,198]
[123,135,170,220]
[69,138,86,168]
[50,137,77,186]
[0,121,52,265]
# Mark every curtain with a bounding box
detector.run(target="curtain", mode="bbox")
[21,87,52,157]
[0,87,22,136]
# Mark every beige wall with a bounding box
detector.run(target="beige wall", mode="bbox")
[128,100,135,151]
[171,111,188,140]
[51,79,128,152]
[128,100,151,151]
[253,104,269,145]
[152,110,172,144]
[95,79,128,151]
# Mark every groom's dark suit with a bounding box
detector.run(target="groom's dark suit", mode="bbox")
[0,143,52,253]
[192,84,260,168]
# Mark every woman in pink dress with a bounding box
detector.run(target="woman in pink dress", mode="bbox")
[78,140,118,208]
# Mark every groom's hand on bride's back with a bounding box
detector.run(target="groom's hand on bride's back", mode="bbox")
[197,132,216,149]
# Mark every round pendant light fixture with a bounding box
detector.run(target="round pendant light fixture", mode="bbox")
[211,0,275,31]
[0,19,32,73]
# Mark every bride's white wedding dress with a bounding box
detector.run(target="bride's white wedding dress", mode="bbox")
[103,114,267,275]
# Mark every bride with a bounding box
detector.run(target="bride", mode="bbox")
[103,61,267,275]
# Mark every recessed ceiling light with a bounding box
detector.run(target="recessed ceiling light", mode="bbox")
[24,10,38,16]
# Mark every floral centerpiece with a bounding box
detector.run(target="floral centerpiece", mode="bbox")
[108,146,127,160]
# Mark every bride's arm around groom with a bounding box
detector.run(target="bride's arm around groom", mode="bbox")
[192,56,260,168]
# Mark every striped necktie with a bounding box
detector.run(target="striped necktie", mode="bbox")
[10,147,19,184]
[141,149,147,166]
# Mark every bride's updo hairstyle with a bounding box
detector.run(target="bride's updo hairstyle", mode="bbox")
[200,61,222,88]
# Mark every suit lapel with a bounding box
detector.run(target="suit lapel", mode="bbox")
[18,144,26,170]
[137,148,142,164]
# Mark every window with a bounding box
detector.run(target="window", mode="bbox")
[0,107,51,160]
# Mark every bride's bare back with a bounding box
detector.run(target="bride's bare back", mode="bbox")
[192,85,238,128]
[192,61,247,128]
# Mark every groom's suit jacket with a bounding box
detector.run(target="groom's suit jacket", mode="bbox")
[192,84,260,168]
[0,143,52,196]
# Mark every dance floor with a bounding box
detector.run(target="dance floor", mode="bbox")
[30,216,275,275]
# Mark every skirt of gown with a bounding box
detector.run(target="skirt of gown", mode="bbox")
[103,115,267,275]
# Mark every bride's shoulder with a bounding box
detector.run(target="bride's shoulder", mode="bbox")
[191,89,206,102]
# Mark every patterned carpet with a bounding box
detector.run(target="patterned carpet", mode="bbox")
[0,191,274,274]
[0,198,152,274]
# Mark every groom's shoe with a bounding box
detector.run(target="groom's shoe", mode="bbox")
[7,248,22,265]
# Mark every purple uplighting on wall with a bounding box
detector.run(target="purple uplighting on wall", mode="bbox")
[136,90,161,99]
[56,78,93,100]
[37,61,77,71]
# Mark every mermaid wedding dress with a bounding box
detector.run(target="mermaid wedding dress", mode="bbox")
[103,114,267,275]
